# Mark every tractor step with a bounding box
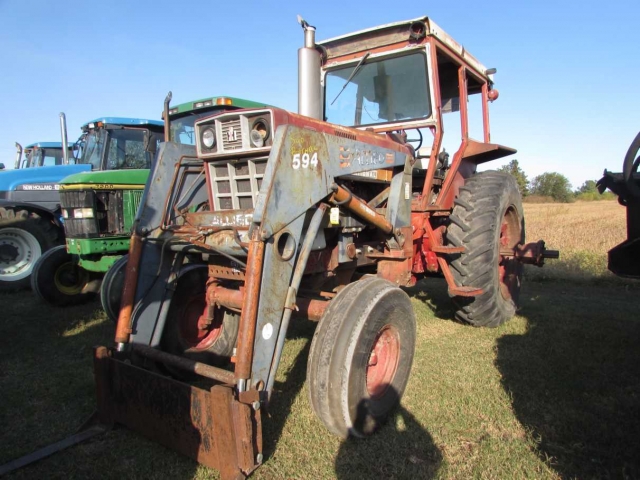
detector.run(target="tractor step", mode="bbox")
[93,346,262,480]
[431,245,465,254]
[447,285,483,297]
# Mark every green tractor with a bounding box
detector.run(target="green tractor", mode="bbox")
[31,95,269,317]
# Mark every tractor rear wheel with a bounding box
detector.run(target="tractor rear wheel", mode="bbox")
[307,277,416,438]
[100,254,128,323]
[161,266,239,374]
[31,245,96,306]
[446,171,525,327]
[0,208,59,291]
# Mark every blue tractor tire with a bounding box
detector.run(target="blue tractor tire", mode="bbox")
[0,207,60,291]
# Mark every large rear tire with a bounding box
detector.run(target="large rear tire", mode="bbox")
[0,208,59,291]
[31,245,96,306]
[307,277,416,438]
[100,254,128,323]
[161,266,239,372]
[446,171,525,327]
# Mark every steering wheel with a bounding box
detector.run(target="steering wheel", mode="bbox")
[405,128,423,151]
[623,131,640,197]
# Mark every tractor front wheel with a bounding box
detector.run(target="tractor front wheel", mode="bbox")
[100,254,128,323]
[307,277,416,438]
[446,171,525,327]
[0,208,59,291]
[161,266,239,376]
[31,245,96,306]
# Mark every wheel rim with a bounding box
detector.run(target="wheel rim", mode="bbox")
[54,261,89,295]
[366,325,400,399]
[178,294,224,351]
[0,228,41,281]
[498,207,521,301]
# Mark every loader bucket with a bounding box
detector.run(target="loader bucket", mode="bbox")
[93,347,262,480]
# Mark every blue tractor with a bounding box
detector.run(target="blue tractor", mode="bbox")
[0,115,162,290]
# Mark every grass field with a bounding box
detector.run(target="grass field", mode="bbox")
[1,201,638,479]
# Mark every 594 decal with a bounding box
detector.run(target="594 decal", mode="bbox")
[292,152,318,169]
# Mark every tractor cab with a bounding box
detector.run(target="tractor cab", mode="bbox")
[75,118,164,171]
[19,142,76,168]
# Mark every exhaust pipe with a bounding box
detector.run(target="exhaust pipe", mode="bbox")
[297,16,322,120]
[14,142,23,169]
[59,113,69,165]
[163,91,172,142]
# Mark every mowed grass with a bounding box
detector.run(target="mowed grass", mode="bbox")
[1,200,639,479]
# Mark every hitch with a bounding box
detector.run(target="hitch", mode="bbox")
[501,240,560,267]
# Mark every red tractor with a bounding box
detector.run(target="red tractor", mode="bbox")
[90,16,557,479]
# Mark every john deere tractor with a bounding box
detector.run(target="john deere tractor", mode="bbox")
[32,96,270,311]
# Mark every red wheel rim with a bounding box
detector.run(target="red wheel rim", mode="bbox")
[178,294,223,350]
[498,207,521,301]
[366,325,400,399]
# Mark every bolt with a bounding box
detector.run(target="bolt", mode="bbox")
[252,400,261,411]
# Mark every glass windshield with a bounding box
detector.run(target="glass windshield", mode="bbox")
[78,130,106,169]
[40,148,66,167]
[324,51,432,127]
[26,149,40,168]
[170,109,226,145]
[105,128,155,170]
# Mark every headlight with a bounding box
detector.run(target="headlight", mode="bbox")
[202,128,216,149]
[62,210,69,219]
[250,118,269,147]
[73,208,94,219]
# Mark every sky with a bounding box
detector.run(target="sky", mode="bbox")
[1,0,639,189]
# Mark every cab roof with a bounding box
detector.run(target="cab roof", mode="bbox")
[24,141,67,149]
[318,16,491,81]
[81,117,164,130]
[167,96,271,117]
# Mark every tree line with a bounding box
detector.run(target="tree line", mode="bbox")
[496,160,614,203]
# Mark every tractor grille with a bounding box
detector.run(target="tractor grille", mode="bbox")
[60,189,144,238]
[220,118,243,150]
[209,158,267,210]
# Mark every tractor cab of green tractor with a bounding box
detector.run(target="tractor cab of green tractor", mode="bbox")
[31,117,164,306]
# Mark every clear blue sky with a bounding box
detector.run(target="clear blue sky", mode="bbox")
[1,0,638,188]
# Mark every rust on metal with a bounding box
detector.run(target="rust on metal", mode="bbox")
[114,232,143,344]
[93,346,261,480]
[502,240,560,267]
[234,230,265,381]
[436,256,482,297]
[330,184,393,234]
[132,344,236,384]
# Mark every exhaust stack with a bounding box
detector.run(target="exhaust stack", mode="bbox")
[14,142,23,169]
[59,113,70,165]
[164,91,172,142]
[297,16,322,120]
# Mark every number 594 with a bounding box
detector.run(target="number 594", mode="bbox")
[292,152,318,169]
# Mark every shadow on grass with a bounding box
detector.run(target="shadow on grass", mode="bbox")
[496,283,640,479]
[335,394,442,479]
[405,275,457,322]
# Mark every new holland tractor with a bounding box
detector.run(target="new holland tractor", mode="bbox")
[32,96,271,311]
[0,115,89,291]
[597,132,640,278]
[85,16,557,479]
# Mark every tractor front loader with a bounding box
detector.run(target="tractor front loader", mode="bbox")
[88,16,559,479]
